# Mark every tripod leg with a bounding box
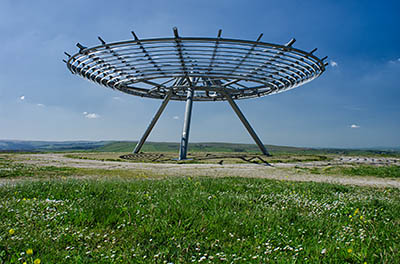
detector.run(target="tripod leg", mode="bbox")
[133,90,173,153]
[223,92,270,156]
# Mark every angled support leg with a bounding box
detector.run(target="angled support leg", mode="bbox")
[179,88,194,160]
[133,90,173,153]
[223,92,270,156]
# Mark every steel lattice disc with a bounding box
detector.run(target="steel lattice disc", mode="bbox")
[65,29,327,101]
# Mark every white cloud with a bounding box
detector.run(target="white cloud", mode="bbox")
[350,124,360,129]
[83,112,100,119]
[330,60,338,67]
[112,96,122,100]
[173,116,179,120]
[37,103,45,107]
[85,113,100,119]
[388,58,400,64]
[20,95,25,100]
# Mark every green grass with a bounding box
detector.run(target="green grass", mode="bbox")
[0,155,76,178]
[299,165,400,178]
[0,155,156,179]
[1,153,399,263]
[1,177,399,263]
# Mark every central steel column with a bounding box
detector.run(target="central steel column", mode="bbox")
[179,88,194,160]
[223,92,270,156]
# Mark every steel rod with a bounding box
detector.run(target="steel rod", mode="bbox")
[133,89,173,153]
[179,88,194,160]
[223,91,270,156]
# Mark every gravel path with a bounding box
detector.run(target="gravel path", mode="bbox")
[4,153,398,189]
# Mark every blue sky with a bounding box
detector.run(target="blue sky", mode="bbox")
[0,0,399,148]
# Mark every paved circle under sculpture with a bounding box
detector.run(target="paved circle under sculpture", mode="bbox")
[65,27,327,160]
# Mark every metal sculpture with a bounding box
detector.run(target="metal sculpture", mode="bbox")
[64,27,327,160]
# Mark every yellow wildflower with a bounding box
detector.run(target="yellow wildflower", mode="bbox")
[26,248,33,255]
[347,248,352,253]
[9,228,15,235]
[360,216,364,220]
[349,215,352,218]
[354,208,359,215]
[34,259,41,264]
[23,262,27,264]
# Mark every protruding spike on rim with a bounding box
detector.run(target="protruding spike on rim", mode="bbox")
[131,31,139,41]
[286,38,296,47]
[64,52,71,57]
[321,56,328,61]
[98,36,106,45]
[217,29,222,38]
[62,59,68,63]
[173,27,179,38]
[256,33,263,42]
[310,48,318,54]
[76,43,86,51]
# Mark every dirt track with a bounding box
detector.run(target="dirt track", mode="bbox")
[8,153,399,189]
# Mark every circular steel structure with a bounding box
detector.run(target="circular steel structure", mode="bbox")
[65,28,327,160]
[65,29,326,101]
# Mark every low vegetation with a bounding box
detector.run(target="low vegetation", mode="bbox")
[298,165,400,178]
[1,177,399,263]
[1,152,399,263]
[0,155,155,179]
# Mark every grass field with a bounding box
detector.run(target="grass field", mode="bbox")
[1,153,400,263]
[0,155,155,180]
[1,177,399,263]
[297,165,400,178]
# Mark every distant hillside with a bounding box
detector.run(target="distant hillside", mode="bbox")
[0,140,109,152]
[0,140,399,156]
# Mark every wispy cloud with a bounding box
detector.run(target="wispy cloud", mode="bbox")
[37,103,45,107]
[112,96,122,100]
[173,116,179,120]
[330,60,338,67]
[83,112,100,119]
[19,95,25,100]
[388,58,400,64]
[350,124,360,129]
